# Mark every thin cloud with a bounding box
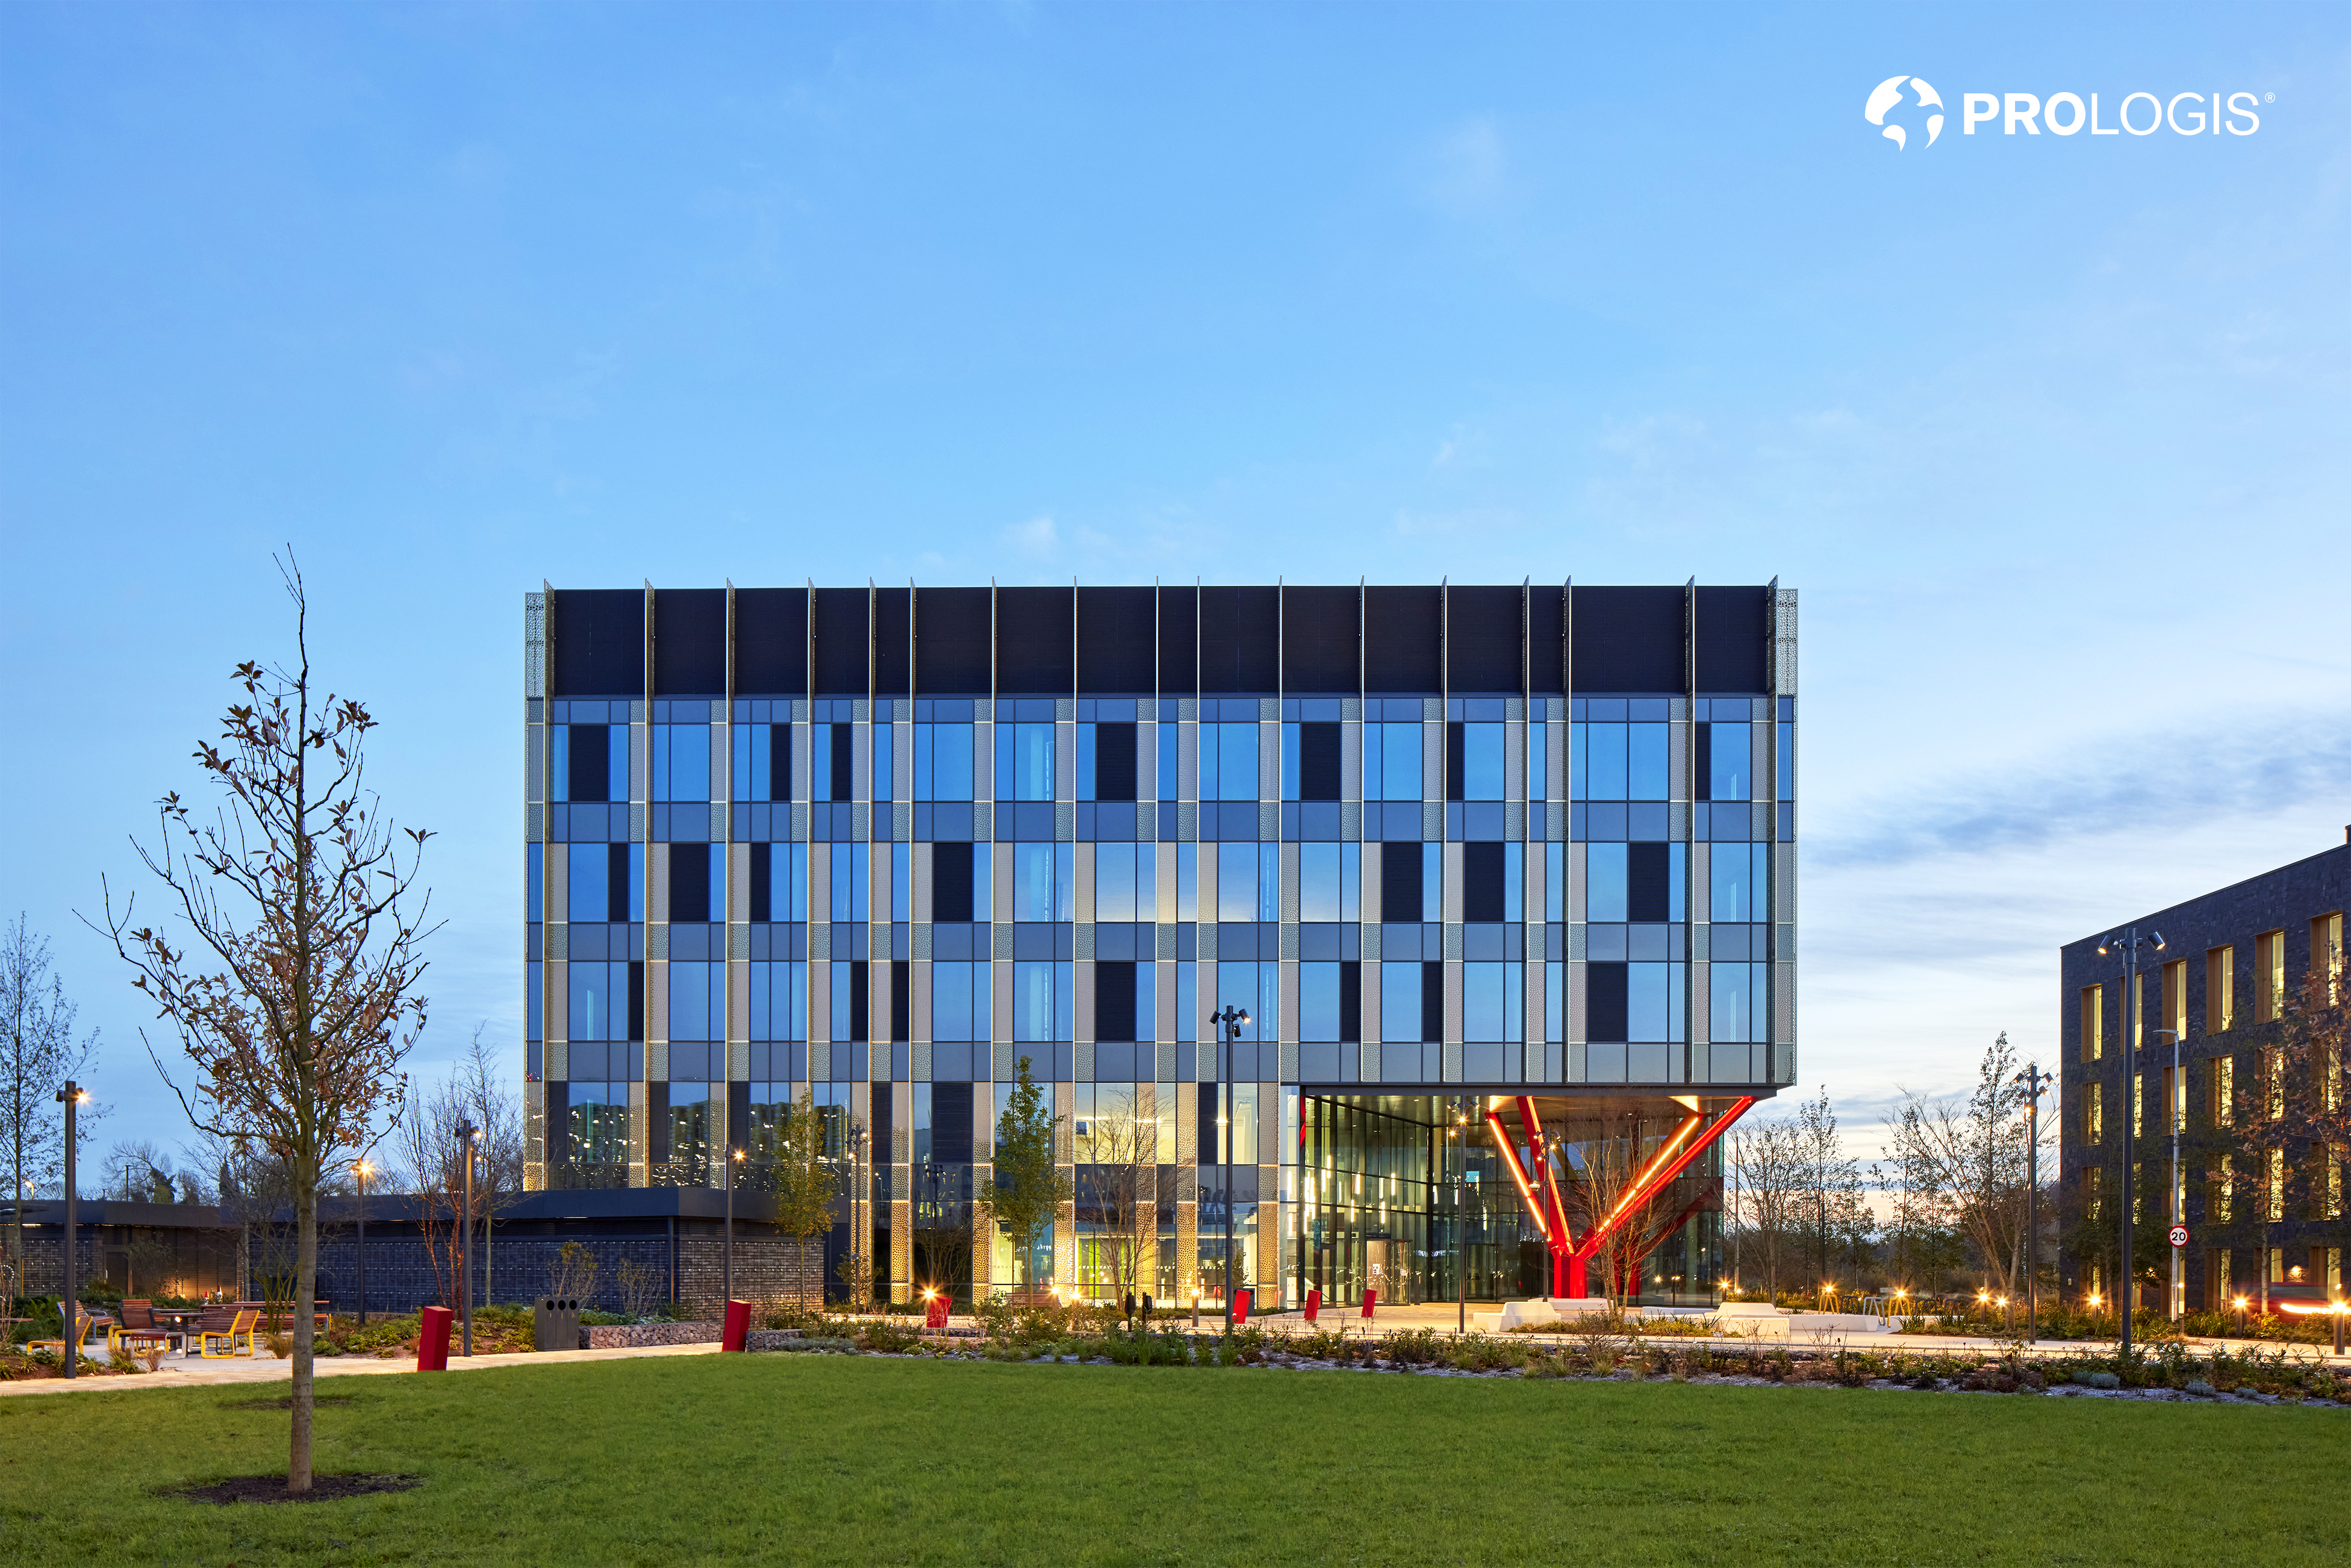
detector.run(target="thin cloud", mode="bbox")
[1817,716,2351,871]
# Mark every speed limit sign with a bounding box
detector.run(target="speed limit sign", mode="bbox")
[2169,1225,2189,1248]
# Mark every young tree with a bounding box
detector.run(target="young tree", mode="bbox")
[1076,1087,1155,1315]
[769,1089,841,1310]
[1892,1033,2035,1302]
[1875,1102,1967,1296]
[100,561,432,1495]
[455,1025,522,1305]
[1,915,102,1293]
[1793,1087,1870,1300]
[2217,964,2350,1315]
[976,1055,1071,1299]
[390,1071,467,1310]
[1727,1117,1804,1298]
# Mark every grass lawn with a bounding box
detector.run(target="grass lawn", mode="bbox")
[2,1357,2345,1567]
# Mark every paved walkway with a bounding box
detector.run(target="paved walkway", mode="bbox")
[1,1339,724,1399]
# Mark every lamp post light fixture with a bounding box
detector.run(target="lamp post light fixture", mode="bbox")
[353,1160,373,1327]
[726,1148,746,1308]
[2014,1062,2052,1343]
[455,1119,479,1357]
[54,1081,87,1381]
[1207,1004,1250,1333]
[2094,924,2164,1358]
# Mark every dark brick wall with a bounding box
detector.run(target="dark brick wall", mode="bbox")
[2057,838,2351,1305]
[311,1233,826,1314]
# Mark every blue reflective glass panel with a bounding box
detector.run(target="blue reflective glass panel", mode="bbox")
[567,843,608,924]
[1628,724,1668,801]
[1587,844,1627,923]
[1709,722,1751,801]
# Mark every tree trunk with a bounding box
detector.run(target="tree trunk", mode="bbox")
[290,1180,317,1493]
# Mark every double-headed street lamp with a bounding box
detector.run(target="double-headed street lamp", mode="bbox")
[2014,1064,2052,1343]
[2094,925,2164,1358]
[1208,1004,1250,1332]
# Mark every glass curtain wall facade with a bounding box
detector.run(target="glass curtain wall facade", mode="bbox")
[523,583,1796,1307]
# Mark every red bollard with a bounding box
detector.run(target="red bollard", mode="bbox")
[1233,1288,1252,1327]
[417,1305,453,1372]
[1304,1288,1321,1325]
[1360,1287,1378,1321]
[721,1299,751,1352]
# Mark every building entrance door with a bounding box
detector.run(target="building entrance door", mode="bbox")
[1366,1238,1415,1306]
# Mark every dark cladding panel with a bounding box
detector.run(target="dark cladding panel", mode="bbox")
[550,590,645,696]
[1572,586,1685,693]
[1078,586,1157,693]
[1446,586,1524,692]
[1282,586,1359,693]
[812,587,869,695]
[1694,586,1770,694]
[652,588,727,695]
[1529,586,1566,694]
[997,586,1074,694]
[872,588,912,696]
[1198,586,1278,693]
[1157,586,1197,694]
[1363,586,1441,693]
[733,589,808,695]
[915,588,992,694]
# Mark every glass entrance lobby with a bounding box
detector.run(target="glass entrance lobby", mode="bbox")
[1289,1092,1737,1308]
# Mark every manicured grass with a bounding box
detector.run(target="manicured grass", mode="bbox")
[2,1357,2346,1566]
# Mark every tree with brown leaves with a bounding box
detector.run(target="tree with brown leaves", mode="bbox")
[98,559,432,1495]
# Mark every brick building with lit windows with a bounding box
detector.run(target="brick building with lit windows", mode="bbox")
[522,583,1799,1309]
[2060,834,2349,1316]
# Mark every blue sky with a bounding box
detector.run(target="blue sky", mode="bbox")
[4,2,2346,1167]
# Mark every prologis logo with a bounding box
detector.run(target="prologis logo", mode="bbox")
[1865,76,1942,150]
[1866,78,2266,149]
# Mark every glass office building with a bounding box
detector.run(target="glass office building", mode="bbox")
[523,583,1796,1307]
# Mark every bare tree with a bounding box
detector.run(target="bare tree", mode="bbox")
[1,915,103,1293]
[455,1025,522,1305]
[1793,1087,1870,1299]
[1892,1033,2035,1302]
[1076,1088,1154,1316]
[1727,1118,1804,1298]
[99,559,432,1495]
[1875,1102,1967,1295]
[390,1072,467,1310]
[104,1139,178,1204]
[2216,964,2350,1315]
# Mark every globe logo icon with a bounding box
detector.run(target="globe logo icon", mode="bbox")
[1865,75,1944,149]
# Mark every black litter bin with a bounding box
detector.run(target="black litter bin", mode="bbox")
[534,1298,581,1352]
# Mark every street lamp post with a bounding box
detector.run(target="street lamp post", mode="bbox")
[1453,1105,1469,1334]
[54,1082,85,1381]
[455,1119,479,1357]
[2014,1064,2052,1344]
[726,1148,744,1306]
[1208,1004,1250,1333]
[844,1121,869,1313]
[354,1160,373,1327]
[2094,926,2164,1359]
